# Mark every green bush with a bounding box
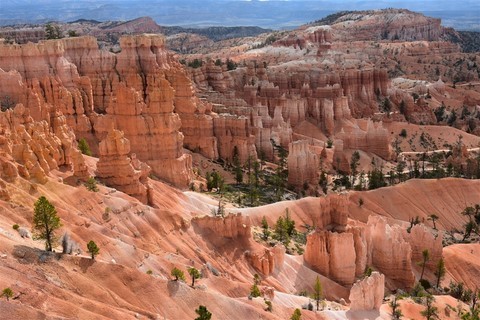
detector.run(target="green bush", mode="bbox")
[399,129,407,138]
[12,224,19,230]
[419,279,432,290]
[78,138,92,156]
[171,267,186,282]
[84,177,99,192]
[250,283,261,298]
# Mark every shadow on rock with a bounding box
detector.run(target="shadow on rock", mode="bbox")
[12,245,57,264]
[78,257,95,273]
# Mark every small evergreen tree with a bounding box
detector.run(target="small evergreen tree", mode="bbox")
[84,176,99,192]
[428,214,439,230]
[434,258,446,288]
[32,196,62,252]
[1,95,15,111]
[188,267,201,287]
[319,170,328,194]
[195,305,212,320]
[312,276,323,311]
[419,249,430,282]
[264,299,272,312]
[290,308,302,320]
[87,240,99,260]
[261,216,270,240]
[253,273,261,285]
[250,283,261,298]
[420,295,438,320]
[1,288,13,301]
[390,295,403,320]
[171,267,186,282]
[233,146,243,184]
[78,138,92,156]
[350,151,360,187]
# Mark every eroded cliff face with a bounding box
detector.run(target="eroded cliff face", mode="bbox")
[304,230,357,286]
[192,212,251,239]
[304,213,443,290]
[96,128,151,204]
[0,101,85,185]
[247,244,286,276]
[366,216,416,289]
[329,9,444,42]
[349,272,385,311]
[0,35,217,187]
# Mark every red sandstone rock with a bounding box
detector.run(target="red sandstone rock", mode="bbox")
[349,272,385,311]
[96,128,151,204]
[304,230,356,285]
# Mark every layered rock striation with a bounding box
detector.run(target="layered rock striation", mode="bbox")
[96,128,151,204]
[0,35,213,187]
[349,272,385,311]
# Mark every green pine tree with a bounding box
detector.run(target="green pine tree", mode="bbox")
[32,196,62,252]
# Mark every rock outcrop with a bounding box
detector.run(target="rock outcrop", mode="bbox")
[349,272,385,311]
[366,216,416,289]
[287,140,319,188]
[0,35,199,188]
[328,9,444,42]
[304,230,356,285]
[402,224,443,270]
[192,213,251,239]
[96,128,151,204]
[247,244,285,276]
[0,101,83,184]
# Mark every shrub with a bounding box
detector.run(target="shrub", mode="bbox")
[264,299,272,312]
[250,283,261,298]
[1,287,13,301]
[364,266,373,278]
[87,240,99,259]
[84,177,99,192]
[12,224,19,230]
[399,129,407,138]
[188,267,201,287]
[146,269,153,275]
[78,138,92,156]
[290,308,302,320]
[195,305,212,320]
[419,279,432,290]
[1,95,15,111]
[326,139,333,148]
[171,267,186,282]
[359,198,364,207]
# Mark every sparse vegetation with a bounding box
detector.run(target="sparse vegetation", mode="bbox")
[434,258,445,288]
[290,308,302,320]
[32,196,62,252]
[389,295,403,320]
[1,288,13,301]
[250,283,261,298]
[45,23,63,39]
[78,138,92,156]
[87,240,99,260]
[312,276,323,311]
[188,267,201,287]
[420,295,439,320]
[264,299,272,312]
[195,305,212,320]
[84,177,99,192]
[419,249,430,282]
[171,267,186,282]
[1,95,15,112]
